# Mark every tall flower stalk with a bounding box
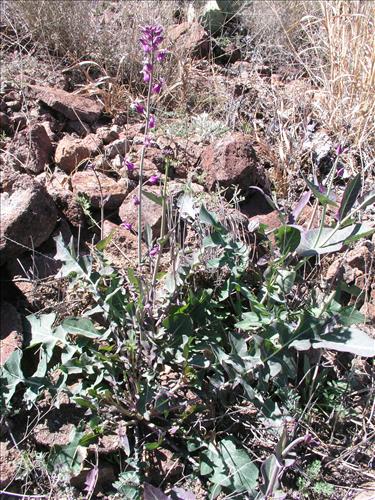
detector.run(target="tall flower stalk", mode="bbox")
[136,25,165,268]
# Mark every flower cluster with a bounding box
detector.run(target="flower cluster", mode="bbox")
[140,25,164,54]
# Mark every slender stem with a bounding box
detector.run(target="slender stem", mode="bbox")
[138,56,154,268]
[314,156,339,247]
[150,160,169,299]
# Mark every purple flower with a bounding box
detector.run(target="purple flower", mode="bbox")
[149,244,160,257]
[121,221,133,231]
[141,62,153,83]
[156,50,168,62]
[123,158,135,172]
[133,195,140,206]
[318,183,326,194]
[337,166,345,178]
[148,174,160,185]
[152,79,164,94]
[142,71,151,83]
[144,136,152,147]
[148,115,156,129]
[132,101,145,114]
[140,25,164,54]
[336,144,348,155]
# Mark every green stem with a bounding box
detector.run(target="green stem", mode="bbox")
[150,160,170,299]
[138,57,154,269]
[313,156,339,248]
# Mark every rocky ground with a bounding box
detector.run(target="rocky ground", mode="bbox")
[0,5,374,499]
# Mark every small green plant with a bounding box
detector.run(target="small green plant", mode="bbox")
[297,460,335,498]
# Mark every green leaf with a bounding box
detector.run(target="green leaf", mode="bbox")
[54,233,92,278]
[142,190,162,206]
[218,438,258,492]
[0,349,24,406]
[313,326,375,357]
[236,309,271,330]
[275,225,301,255]
[48,426,88,476]
[338,173,361,221]
[95,229,115,251]
[291,326,375,357]
[199,205,219,226]
[274,269,296,295]
[114,470,141,500]
[61,318,102,339]
[177,193,198,219]
[303,177,338,207]
[25,313,66,361]
[296,224,374,256]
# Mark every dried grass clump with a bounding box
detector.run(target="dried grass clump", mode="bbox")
[2,0,180,85]
[300,0,375,148]
[240,0,321,69]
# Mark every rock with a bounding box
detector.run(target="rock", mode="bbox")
[201,133,266,194]
[9,123,53,174]
[92,154,113,173]
[45,170,85,228]
[0,100,7,112]
[31,85,103,123]
[104,137,129,159]
[118,182,185,239]
[247,210,282,232]
[40,120,56,140]
[124,158,159,182]
[33,404,85,448]
[96,125,120,145]
[3,90,20,103]
[325,242,374,291]
[346,245,372,271]
[302,129,332,166]
[119,185,163,237]
[167,21,210,58]
[55,133,101,174]
[133,145,163,170]
[72,171,129,210]
[101,220,146,268]
[0,301,22,365]
[66,120,91,136]
[0,179,58,265]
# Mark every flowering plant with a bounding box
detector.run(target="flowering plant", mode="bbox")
[133,24,167,268]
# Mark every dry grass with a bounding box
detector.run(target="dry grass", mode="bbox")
[1,0,181,87]
[240,0,375,151]
[300,1,375,149]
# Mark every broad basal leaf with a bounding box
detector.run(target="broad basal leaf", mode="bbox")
[296,224,373,256]
[61,318,102,338]
[0,349,24,406]
[25,313,66,361]
[48,426,88,476]
[219,437,259,492]
[338,173,361,221]
[291,326,375,357]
